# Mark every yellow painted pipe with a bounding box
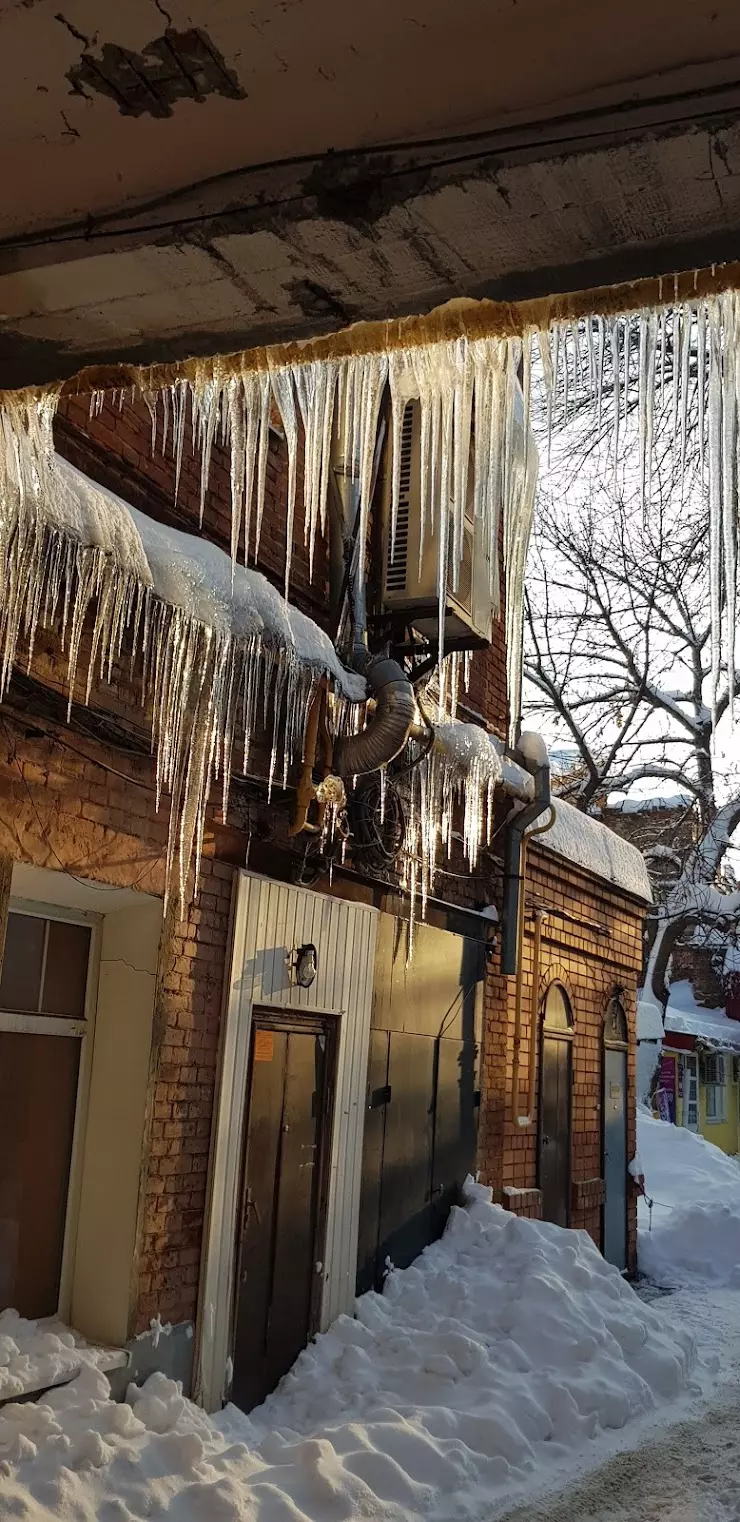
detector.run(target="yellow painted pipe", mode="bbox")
[288,683,324,836]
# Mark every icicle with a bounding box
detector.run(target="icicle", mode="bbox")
[678,305,692,497]
[610,319,621,480]
[596,318,606,435]
[697,301,708,484]
[707,300,723,717]
[671,307,681,444]
[638,311,658,519]
[721,291,738,723]
[269,363,299,598]
[0,398,363,914]
[622,316,631,424]
[659,307,668,404]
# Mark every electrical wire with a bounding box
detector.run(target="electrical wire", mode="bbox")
[3,78,737,256]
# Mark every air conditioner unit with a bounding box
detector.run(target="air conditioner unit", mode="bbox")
[378,399,494,648]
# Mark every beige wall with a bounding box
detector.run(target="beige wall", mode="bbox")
[71,898,161,1345]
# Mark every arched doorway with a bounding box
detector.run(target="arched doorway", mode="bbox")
[538,982,573,1227]
[603,993,628,1270]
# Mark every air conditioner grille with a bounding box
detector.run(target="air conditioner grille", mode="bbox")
[385,403,414,593]
[448,524,474,609]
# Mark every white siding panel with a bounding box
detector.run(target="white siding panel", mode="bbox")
[195,872,377,1410]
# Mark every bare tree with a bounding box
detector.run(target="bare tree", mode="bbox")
[524,439,740,1009]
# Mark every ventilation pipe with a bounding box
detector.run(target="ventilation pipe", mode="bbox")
[334,656,416,777]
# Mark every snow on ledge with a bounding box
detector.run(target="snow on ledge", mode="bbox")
[541,797,653,902]
[54,456,366,702]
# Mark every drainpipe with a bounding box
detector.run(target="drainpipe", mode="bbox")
[501,760,552,1126]
[501,762,551,974]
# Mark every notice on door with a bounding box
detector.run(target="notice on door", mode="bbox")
[254,1029,274,1063]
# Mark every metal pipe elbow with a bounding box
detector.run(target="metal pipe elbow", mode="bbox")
[334,657,415,777]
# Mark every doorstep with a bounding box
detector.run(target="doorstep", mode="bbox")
[0,1316,130,1409]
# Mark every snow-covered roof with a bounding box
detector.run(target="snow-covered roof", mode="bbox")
[606,791,693,815]
[664,980,740,1052]
[541,798,653,902]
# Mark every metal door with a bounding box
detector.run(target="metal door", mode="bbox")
[539,1036,572,1227]
[231,1013,333,1413]
[603,1046,628,1268]
[356,915,483,1292]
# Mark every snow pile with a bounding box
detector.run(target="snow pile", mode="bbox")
[544,798,652,900]
[637,992,664,1042]
[0,1183,697,1521]
[638,1108,740,1288]
[0,1310,121,1400]
[664,979,740,1052]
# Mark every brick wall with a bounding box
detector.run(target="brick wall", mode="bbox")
[477,843,645,1270]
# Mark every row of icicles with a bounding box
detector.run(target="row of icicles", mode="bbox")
[1,291,739,910]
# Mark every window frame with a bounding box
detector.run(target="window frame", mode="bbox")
[703,1052,727,1124]
[542,981,574,1038]
[1,897,101,1320]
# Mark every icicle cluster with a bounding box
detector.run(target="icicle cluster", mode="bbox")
[401,722,504,942]
[0,398,360,910]
[537,292,740,720]
[133,338,536,722]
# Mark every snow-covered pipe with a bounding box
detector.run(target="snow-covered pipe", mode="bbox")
[333,656,416,777]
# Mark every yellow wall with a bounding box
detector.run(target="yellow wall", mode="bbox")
[71,898,161,1344]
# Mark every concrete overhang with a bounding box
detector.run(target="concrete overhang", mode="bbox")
[3,1,740,387]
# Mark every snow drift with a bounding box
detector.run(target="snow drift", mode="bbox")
[0,1182,696,1521]
[638,1107,740,1288]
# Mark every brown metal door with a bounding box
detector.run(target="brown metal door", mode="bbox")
[539,1036,571,1227]
[231,1015,332,1413]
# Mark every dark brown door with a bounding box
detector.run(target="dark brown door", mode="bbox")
[539,1037,572,1227]
[231,1014,333,1413]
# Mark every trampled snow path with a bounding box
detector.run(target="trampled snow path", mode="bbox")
[498,1288,740,1522]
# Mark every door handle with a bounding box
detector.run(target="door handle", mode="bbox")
[244,1186,262,1231]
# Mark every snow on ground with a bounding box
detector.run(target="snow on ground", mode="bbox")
[0,1310,122,1402]
[638,1106,740,1288]
[0,1182,698,1522]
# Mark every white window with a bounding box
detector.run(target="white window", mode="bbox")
[0,903,97,1319]
[704,1054,727,1123]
